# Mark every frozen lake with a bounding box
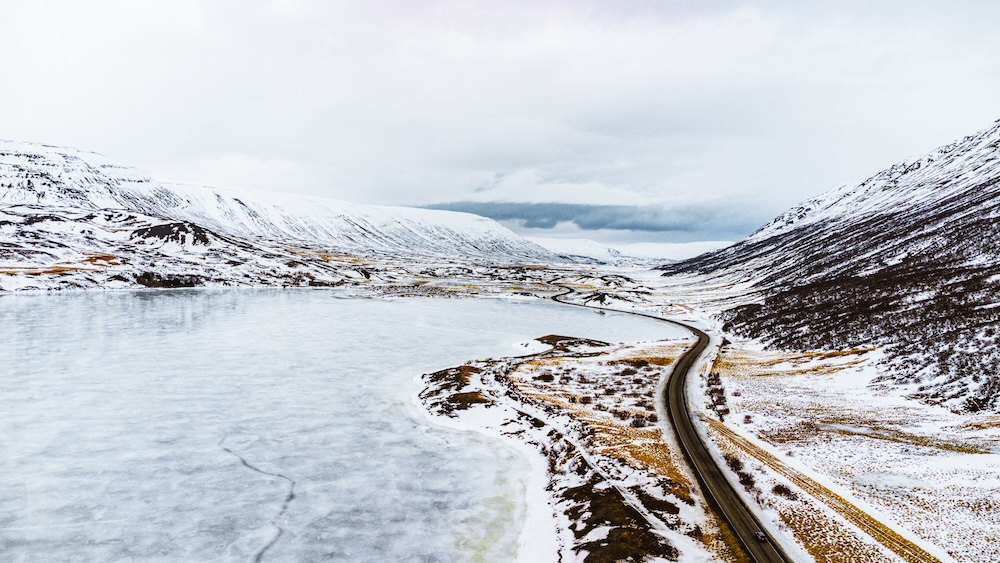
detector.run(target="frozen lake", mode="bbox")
[0,290,683,561]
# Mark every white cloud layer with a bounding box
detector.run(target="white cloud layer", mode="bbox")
[2,0,999,242]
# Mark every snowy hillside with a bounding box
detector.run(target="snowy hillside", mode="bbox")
[0,141,559,291]
[528,237,732,264]
[526,237,636,265]
[660,119,1000,412]
[0,141,556,260]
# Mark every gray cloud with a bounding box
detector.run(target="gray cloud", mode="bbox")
[2,1,1000,244]
[426,201,768,241]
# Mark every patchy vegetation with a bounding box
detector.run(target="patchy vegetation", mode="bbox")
[708,342,999,562]
[421,335,744,562]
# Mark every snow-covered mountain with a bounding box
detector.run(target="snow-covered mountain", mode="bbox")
[660,119,1000,413]
[527,237,639,265]
[528,237,732,265]
[0,141,559,291]
[0,141,556,260]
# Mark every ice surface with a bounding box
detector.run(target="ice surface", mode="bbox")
[0,291,679,561]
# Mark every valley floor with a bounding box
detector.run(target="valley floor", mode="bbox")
[709,342,1000,562]
[4,258,998,562]
[410,265,998,563]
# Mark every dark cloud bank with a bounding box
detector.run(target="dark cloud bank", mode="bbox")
[426,201,771,242]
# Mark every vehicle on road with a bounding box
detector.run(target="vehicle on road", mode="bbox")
[755,531,768,542]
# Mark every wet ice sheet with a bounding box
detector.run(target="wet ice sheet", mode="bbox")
[0,290,681,561]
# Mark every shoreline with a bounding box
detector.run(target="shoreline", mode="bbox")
[417,334,732,563]
[408,372,561,562]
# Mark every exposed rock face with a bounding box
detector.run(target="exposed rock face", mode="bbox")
[131,222,214,246]
[660,120,1000,412]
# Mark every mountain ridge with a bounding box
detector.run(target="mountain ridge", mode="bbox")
[0,140,563,292]
[0,140,557,262]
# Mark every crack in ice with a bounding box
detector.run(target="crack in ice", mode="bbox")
[219,436,296,563]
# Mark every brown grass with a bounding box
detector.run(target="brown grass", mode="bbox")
[0,264,96,274]
[779,503,897,563]
[498,339,756,562]
[708,419,941,563]
[704,516,752,563]
[713,346,872,378]
[514,366,693,502]
[299,249,364,264]
[447,391,492,410]
[425,365,481,389]
[592,422,693,503]
[950,415,1000,431]
[0,253,124,275]
[81,253,121,265]
[610,355,677,367]
[759,420,989,455]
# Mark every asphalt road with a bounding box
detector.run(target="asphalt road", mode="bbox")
[665,325,792,563]
[551,285,792,563]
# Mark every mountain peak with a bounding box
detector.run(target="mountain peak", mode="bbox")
[749,118,1000,242]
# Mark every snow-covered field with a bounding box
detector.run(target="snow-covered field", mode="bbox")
[0,290,683,561]
[700,340,1000,562]
[530,267,999,562]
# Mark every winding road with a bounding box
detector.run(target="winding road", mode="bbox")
[550,284,792,563]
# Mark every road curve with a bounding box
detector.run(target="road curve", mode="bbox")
[550,284,792,563]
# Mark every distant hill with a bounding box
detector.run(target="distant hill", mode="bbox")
[528,237,732,265]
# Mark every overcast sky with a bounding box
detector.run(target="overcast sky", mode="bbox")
[2,1,1000,244]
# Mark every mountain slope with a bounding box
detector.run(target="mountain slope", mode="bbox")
[0,140,557,262]
[659,119,1000,412]
[527,237,734,265]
